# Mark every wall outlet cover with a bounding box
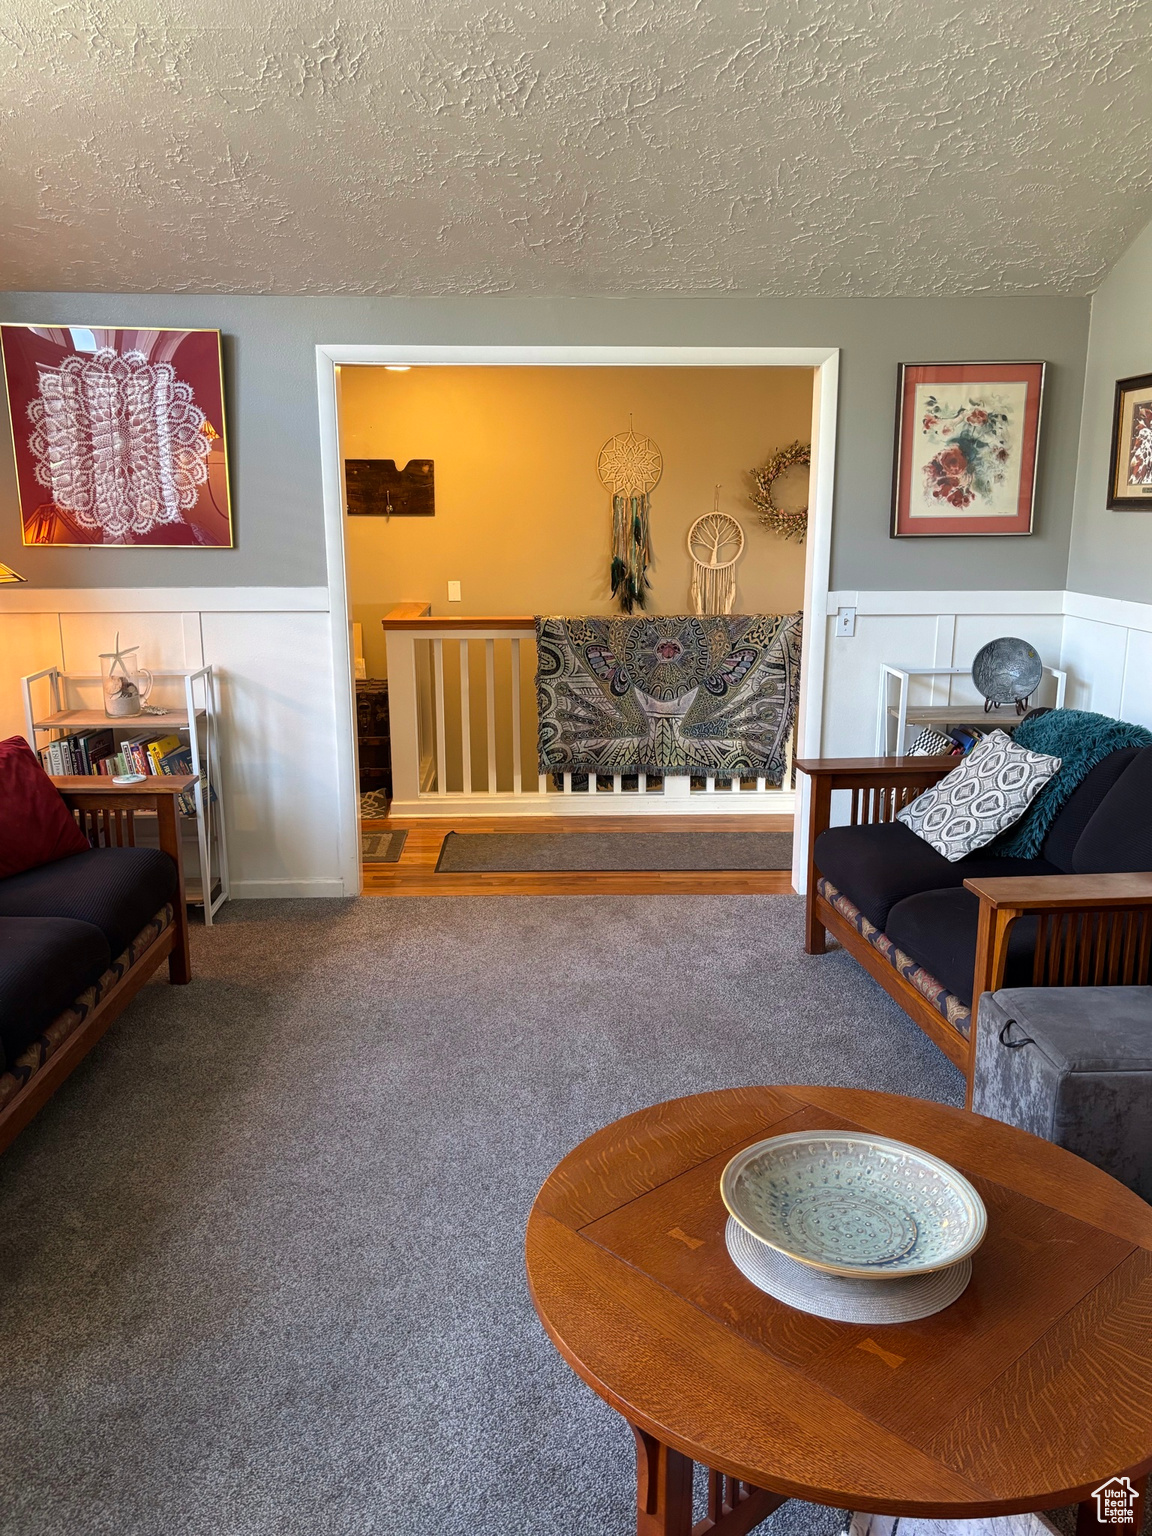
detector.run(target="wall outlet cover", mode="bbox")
[447,581,462,602]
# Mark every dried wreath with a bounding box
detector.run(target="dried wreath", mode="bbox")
[749,441,811,541]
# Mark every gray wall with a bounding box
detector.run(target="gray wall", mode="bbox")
[1068,220,1152,603]
[0,293,1089,592]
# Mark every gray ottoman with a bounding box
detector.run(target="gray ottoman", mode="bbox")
[973,986,1152,1203]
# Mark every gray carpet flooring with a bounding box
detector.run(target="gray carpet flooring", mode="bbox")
[0,894,1081,1536]
[435,829,794,872]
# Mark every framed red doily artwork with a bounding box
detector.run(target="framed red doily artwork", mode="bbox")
[890,360,1045,538]
[1,325,233,547]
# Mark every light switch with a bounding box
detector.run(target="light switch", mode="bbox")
[835,606,857,637]
[447,580,462,602]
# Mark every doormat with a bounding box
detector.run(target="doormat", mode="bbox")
[360,789,391,819]
[362,829,408,864]
[434,830,792,874]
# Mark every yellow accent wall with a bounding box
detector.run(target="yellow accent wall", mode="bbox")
[339,364,813,678]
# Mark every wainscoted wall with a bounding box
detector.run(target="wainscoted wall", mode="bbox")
[0,588,350,899]
[821,587,1152,759]
[1060,591,1152,728]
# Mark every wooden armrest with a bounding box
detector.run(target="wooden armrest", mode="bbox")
[51,775,195,985]
[964,872,1152,911]
[966,871,1152,1106]
[53,774,197,798]
[796,756,955,784]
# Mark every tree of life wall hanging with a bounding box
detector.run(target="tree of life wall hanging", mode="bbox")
[0,325,233,547]
[688,489,745,615]
[597,420,662,613]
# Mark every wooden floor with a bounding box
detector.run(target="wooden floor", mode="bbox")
[360,814,797,896]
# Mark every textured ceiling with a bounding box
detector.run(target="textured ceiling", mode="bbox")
[4,0,1152,297]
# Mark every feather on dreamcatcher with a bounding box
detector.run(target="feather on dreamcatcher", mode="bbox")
[597,419,662,613]
[688,489,745,615]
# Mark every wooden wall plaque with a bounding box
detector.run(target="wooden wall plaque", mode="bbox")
[345,459,434,517]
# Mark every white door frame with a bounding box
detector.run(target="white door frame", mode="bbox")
[316,344,839,897]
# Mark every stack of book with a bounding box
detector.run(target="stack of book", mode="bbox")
[39,729,213,817]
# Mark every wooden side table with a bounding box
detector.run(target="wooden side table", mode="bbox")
[526,1087,1152,1535]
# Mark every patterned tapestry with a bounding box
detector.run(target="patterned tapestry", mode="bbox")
[535,612,802,781]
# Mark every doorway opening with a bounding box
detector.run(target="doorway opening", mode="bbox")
[316,346,840,896]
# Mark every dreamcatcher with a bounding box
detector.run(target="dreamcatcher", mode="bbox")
[597,419,662,613]
[688,489,745,615]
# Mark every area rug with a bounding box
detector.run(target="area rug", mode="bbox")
[535,612,802,781]
[435,829,792,872]
[0,897,1095,1536]
[359,788,391,819]
[361,828,407,863]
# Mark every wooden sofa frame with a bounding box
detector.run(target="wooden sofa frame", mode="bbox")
[797,757,1152,1104]
[0,776,195,1156]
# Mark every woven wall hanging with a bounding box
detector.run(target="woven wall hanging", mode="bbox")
[749,440,811,541]
[597,419,662,613]
[688,489,745,615]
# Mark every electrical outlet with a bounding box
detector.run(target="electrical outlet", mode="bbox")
[447,580,462,602]
[835,605,857,637]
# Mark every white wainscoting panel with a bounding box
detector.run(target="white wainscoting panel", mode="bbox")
[199,610,343,898]
[821,592,1068,763]
[0,589,348,900]
[1061,590,1152,729]
[0,612,64,742]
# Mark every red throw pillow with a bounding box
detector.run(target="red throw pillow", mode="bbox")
[0,735,91,879]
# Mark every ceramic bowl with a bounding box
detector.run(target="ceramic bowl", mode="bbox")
[720,1130,987,1279]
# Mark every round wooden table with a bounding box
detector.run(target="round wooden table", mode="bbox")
[526,1087,1152,1535]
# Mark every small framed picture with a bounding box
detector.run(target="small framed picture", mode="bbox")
[1106,371,1152,509]
[891,361,1045,538]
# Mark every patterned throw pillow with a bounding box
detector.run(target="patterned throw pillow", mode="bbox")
[907,727,954,757]
[897,729,1062,861]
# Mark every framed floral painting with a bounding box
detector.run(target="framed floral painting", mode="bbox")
[0,325,233,547]
[1106,371,1152,510]
[890,361,1045,538]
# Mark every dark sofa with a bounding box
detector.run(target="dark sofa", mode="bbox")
[0,777,192,1154]
[797,746,1152,1093]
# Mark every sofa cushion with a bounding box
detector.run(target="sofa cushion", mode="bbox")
[0,735,90,879]
[813,820,1058,932]
[885,887,1038,1006]
[0,847,177,957]
[0,915,111,1071]
[1072,746,1152,874]
[1039,747,1140,871]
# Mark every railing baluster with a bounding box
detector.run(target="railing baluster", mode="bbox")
[563,772,572,794]
[434,639,447,795]
[756,775,766,792]
[459,640,472,797]
[613,773,622,794]
[587,770,596,794]
[510,639,523,796]
[705,775,715,793]
[485,638,497,794]
[639,772,648,794]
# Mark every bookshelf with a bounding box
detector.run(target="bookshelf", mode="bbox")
[22,665,230,924]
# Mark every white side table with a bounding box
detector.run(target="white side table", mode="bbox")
[877,664,1067,756]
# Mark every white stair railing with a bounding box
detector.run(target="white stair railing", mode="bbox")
[381,607,797,816]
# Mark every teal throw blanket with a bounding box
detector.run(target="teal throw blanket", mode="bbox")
[993,708,1152,858]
